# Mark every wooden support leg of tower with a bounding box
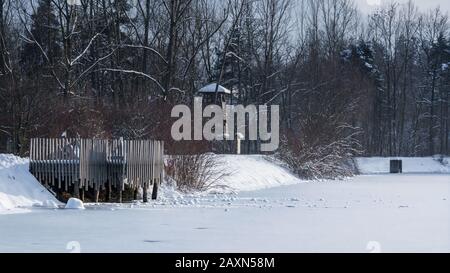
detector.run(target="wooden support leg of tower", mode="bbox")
[151,181,159,200]
[94,189,100,203]
[106,181,111,202]
[143,184,148,203]
[133,188,138,201]
[74,180,80,199]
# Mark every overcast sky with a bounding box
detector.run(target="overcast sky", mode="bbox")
[355,0,450,14]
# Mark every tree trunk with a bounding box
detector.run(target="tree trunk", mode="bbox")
[429,74,436,155]
[163,0,178,93]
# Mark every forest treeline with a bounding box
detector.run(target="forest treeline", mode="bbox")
[0,0,449,160]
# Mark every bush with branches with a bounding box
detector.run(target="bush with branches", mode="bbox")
[165,154,228,192]
[277,122,362,180]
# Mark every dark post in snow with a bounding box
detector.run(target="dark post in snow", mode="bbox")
[152,181,159,200]
[133,188,138,200]
[390,160,403,174]
[143,183,148,203]
[106,180,111,202]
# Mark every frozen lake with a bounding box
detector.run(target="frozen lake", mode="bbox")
[0,174,449,253]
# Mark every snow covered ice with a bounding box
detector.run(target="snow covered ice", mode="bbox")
[0,155,449,252]
[0,178,449,252]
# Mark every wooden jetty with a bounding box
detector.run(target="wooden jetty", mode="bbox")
[29,138,164,202]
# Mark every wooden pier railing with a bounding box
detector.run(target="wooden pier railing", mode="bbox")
[29,138,164,202]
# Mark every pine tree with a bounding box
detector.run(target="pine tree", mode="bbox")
[20,0,60,76]
[212,27,241,89]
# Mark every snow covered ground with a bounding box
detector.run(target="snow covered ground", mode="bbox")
[0,174,448,252]
[0,154,299,213]
[210,155,302,192]
[0,154,61,214]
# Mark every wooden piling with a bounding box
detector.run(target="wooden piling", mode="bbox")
[94,189,100,203]
[106,180,111,202]
[143,183,148,203]
[152,180,159,200]
[74,179,80,198]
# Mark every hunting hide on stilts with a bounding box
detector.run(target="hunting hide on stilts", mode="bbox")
[29,138,164,195]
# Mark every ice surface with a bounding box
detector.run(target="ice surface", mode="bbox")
[0,174,448,253]
[1,154,449,252]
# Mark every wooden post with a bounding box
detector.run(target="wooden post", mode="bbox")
[74,179,80,198]
[80,189,85,202]
[118,179,123,203]
[143,184,148,203]
[94,188,100,203]
[106,180,111,202]
[133,188,139,200]
[236,134,243,154]
[151,180,158,200]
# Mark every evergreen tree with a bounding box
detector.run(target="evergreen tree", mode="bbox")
[20,0,60,76]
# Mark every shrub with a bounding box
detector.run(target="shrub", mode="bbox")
[277,123,362,180]
[165,153,228,192]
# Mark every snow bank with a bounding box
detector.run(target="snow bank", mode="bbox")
[158,155,301,199]
[355,157,450,174]
[210,155,302,193]
[65,198,85,209]
[0,154,61,213]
